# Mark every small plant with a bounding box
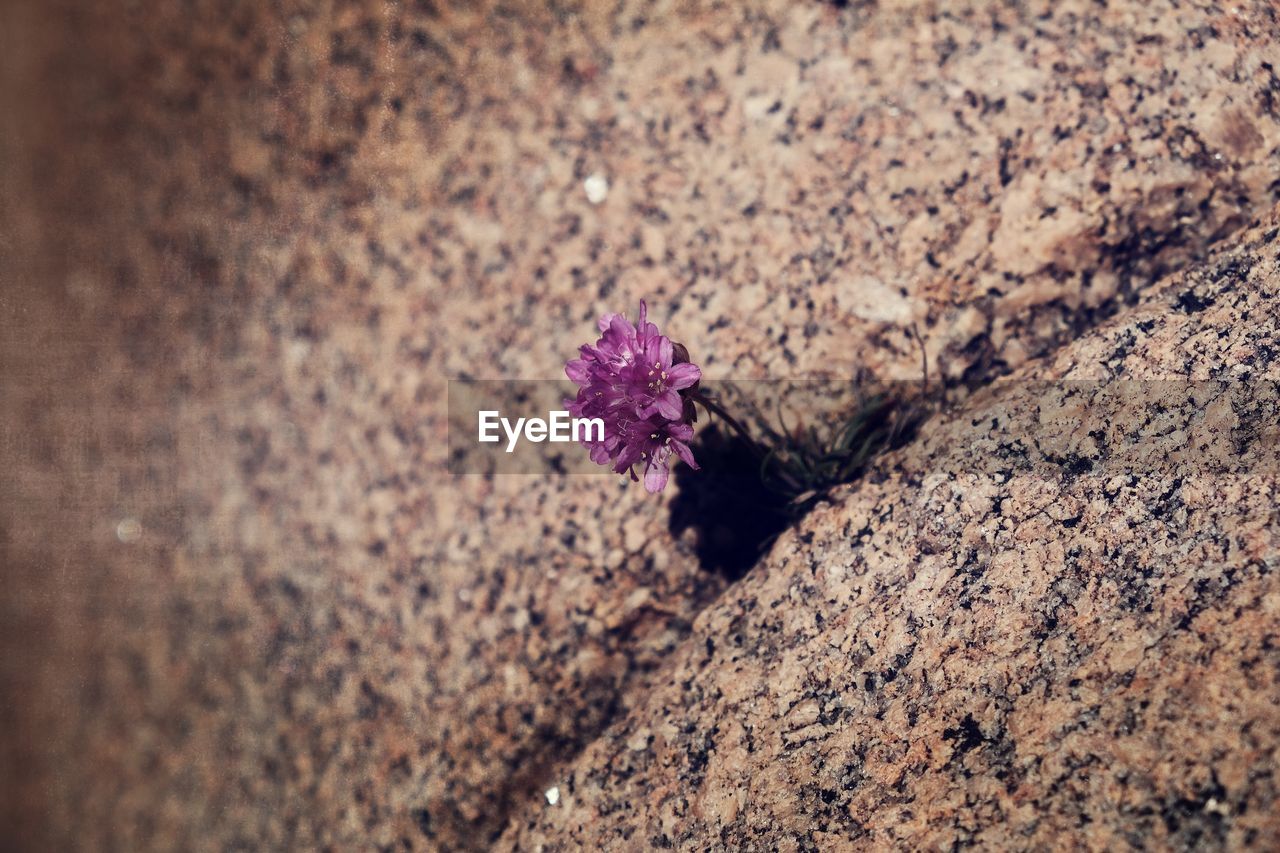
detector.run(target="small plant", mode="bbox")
[703,386,923,516]
[565,301,927,503]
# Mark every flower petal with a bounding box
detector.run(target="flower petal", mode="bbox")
[615,441,643,473]
[665,362,701,389]
[666,421,695,442]
[643,457,670,492]
[671,440,698,470]
[656,336,673,368]
[650,390,683,420]
[607,314,636,344]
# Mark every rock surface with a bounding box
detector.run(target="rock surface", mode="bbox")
[500,208,1280,852]
[1,0,1279,850]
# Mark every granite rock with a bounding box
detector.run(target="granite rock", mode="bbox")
[499,213,1280,850]
[2,0,1280,850]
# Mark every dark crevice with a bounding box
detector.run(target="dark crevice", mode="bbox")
[668,381,926,581]
[667,425,794,581]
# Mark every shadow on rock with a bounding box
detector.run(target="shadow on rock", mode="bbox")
[667,424,792,582]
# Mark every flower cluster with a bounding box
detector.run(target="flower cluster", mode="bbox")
[565,301,701,492]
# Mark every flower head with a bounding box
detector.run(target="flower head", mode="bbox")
[565,300,701,492]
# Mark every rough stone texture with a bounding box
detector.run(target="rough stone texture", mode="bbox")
[500,213,1280,850]
[2,0,1280,851]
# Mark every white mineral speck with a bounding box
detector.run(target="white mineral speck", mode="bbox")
[583,173,609,205]
[545,786,560,806]
[116,518,142,543]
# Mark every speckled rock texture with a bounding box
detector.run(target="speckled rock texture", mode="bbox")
[2,0,1279,850]
[500,209,1280,852]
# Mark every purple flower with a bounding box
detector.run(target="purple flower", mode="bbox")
[565,300,702,492]
[615,415,698,493]
[622,335,701,420]
[564,301,659,386]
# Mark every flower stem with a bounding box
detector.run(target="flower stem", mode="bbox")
[689,390,766,458]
